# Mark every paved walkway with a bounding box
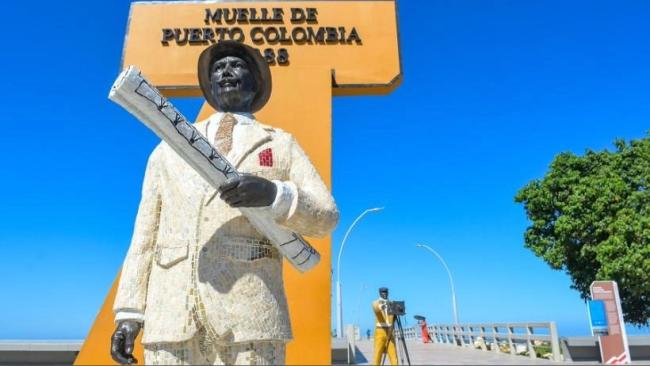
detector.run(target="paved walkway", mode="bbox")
[353,340,565,365]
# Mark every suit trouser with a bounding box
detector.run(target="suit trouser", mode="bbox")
[144,326,286,365]
[373,327,398,365]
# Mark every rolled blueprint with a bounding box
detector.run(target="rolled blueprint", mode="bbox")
[109,65,319,272]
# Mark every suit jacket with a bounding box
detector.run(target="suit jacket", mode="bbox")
[113,114,339,344]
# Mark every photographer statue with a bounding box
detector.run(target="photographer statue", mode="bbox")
[109,41,339,365]
[372,287,398,365]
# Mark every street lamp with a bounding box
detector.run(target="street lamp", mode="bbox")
[415,243,459,325]
[336,207,384,338]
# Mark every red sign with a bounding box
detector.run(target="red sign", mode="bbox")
[590,281,631,364]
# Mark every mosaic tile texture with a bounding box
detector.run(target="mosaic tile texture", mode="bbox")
[110,70,331,271]
[144,334,285,365]
[258,148,274,167]
[113,116,339,349]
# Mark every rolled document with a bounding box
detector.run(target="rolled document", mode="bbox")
[109,65,320,272]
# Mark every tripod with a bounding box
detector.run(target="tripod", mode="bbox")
[380,315,411,366]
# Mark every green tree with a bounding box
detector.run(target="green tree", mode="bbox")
[515,134,650,326]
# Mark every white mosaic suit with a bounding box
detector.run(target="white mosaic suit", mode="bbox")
[113,113,338,363]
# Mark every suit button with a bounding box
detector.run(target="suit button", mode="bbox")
[202,247,208,253]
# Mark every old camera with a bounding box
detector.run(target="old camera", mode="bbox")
[387,300,406,316]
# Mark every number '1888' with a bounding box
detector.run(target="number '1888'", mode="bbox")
[263,48,289,65]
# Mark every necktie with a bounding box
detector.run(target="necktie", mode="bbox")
[214,113,236,155]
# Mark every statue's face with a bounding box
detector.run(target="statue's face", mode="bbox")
[210,55,257,112]
[379,289,388,299]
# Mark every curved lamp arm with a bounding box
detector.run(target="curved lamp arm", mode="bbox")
[416,243,459,325]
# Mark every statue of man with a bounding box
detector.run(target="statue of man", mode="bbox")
[372,287,398,365]
[110,41,339,365]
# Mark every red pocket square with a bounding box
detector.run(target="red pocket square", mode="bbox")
[259,148,273,167]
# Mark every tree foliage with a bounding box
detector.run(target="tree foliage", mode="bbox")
[515,134,650,326]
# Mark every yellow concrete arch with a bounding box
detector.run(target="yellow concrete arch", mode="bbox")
[75,2,400,364]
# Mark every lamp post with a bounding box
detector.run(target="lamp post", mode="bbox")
[415,243,459,325]
[336,207,384,338]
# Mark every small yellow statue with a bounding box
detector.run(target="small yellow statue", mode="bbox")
[372,287,398,365]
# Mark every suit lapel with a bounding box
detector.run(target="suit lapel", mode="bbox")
[229,121,272,168]
[180,119,212,191]
[203,117,272,207]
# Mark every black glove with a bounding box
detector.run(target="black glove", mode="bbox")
[218,174,277,208]
[110,320,141,365]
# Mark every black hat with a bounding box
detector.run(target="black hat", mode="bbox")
[379,287,389,292]
[197,41,272,113]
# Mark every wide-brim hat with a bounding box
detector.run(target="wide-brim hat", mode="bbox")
[197,41,272,113]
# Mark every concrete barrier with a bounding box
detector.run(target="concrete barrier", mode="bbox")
[0,340,81,365]
[561,335,650,362]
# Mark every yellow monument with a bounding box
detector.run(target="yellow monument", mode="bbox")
[75,1,401,364]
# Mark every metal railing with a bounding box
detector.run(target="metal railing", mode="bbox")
[399,322,562,362]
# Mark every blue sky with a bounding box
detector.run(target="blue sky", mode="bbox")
[1,0,649,340]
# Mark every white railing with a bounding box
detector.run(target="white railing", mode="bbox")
[400,322,562,362]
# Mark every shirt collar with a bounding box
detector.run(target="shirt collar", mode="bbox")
[210,111,255,125]
[204,111,256,142]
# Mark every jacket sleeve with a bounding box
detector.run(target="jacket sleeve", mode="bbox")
[113,146,162,318]
[275,136,339,238]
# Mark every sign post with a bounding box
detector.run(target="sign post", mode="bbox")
[75,1,401,364]
[590,281,631,365]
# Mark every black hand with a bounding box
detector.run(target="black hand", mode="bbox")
[218,174,277,208]
[110,320,141,365]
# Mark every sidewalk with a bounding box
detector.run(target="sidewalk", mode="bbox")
[353,340,565,365]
